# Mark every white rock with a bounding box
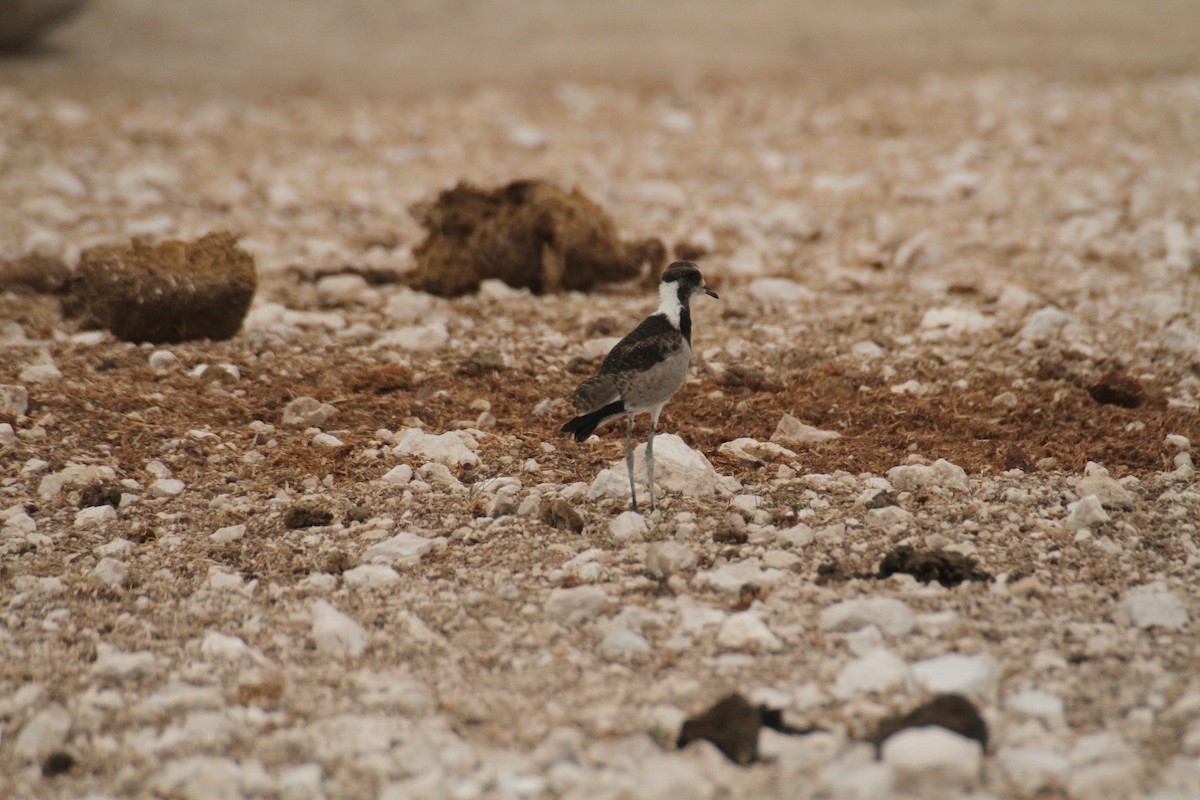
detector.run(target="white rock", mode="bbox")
[1067,732,1139,798]
[998,747,1071,794]
[1164,434,1191,451]
[75,504,117,529]
[282,396,338,428]
[91,557,129,588]
[20,363,61,382]
[13,704,71,760]
[39,463,117,499]
[200,631,251,661]
[833,649,911,699]
[149,755,274,800]
[620,434,721,497]
[0,383,29,417]
[1077,468,1136,509]
[589,468,633,501]
[912,652,999,696]
[354,669,434,714]
[0,422,16,446]
[747,277,816,308]
[818,743,894,799]
[1115,581,1190,630]
[149,478,186,498]
[395,429,480,467]
[695,558,785,597]
[363,532,438,565]
[718,437,797,463]
[381,464,413,485]
[210,524,246,544]
[819,597,915,637]
[377,321,449,352]
[609,510,648,542]
[599,625,651,659]
[312,600,366,658]
[1066,494,1109,531]
[344,564,401,589]
[148,350,179,369]
[771,413,841,445]
[279,762,325,800]
[632,751,718,799]
[887,458,969,492]
[90,645,158,681]
[545,585,609,625]
[417,462,464,490]
[207,567,246,592]
[312,432,343,447]
[317,273,371,306]
[96,537,134,558]
[1019,306,1073,341]
[883,727,982,795]
[919,306,994,340]
[647,541,697,577]
[716,612,782,652]
[1007,689,1066,727]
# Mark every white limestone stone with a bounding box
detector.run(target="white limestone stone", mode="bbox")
[819,597,916,637]
[312,600,366,658]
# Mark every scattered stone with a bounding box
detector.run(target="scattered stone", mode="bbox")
[646,541,697,577]
[997,746,1071,794]
[148,478,185,498]
[363,531,438,564]
[209,524,246,544]
[886,458,970,492]
[1077,463,1136,508]
[343,564,401,588]
[394,428,480,467]
[623,434,722,497]
[819,597,915,637]
[695,558,785,597]
[381,464,414,485]
[0,383,29,417]
[540,498,585,533]
[609,510,648,542]
[1018,306,1072,342]
[882,726,983,795]
[69,232,257,343]
[912,653,999,696]
[311,600,366,658]
[717,612,783,652]
[312,432,343,447]
[148,349,179,369]
[1006,689,1065,727]
[545,585,609,624]
[770,413,841,446]
[869,694,989,752]
[74,504,117,529]
[1066,494,1109,530]
[284,500,334,529]
[876,546,989,587]
[200,631,251,661]
[718,437,798,464]
[833,649,911,699]
[90,645,157,681]
[91,556,129,588]
[282,396,339,428]
[407,179,665,296]
[1114,581,1190,630]
[14,704,72,760]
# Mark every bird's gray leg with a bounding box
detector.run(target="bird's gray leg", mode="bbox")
[625,414,639,513]
[647,405,662,512]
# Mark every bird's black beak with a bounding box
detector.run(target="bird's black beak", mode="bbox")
[703,285,719,299]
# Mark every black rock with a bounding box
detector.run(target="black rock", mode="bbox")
[869,694,989,754]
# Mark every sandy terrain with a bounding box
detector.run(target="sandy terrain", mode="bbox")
[2,3,1199,799]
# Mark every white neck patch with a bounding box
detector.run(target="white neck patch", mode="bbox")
[657,280,684,327]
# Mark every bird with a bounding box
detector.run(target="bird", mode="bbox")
[560,261,718,512]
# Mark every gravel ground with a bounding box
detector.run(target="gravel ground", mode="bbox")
[2,17,1200,800]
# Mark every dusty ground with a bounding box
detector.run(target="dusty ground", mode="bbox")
[2,3,1200,799]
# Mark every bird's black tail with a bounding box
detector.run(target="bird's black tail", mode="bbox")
[560,401,625,442]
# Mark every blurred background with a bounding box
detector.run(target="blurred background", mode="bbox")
[4,0,1199,98]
